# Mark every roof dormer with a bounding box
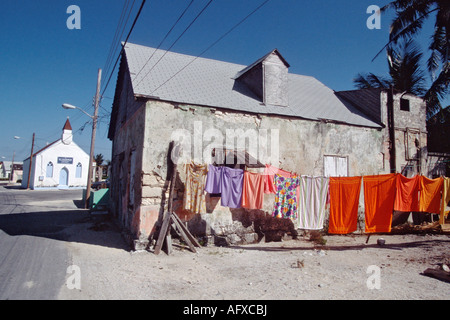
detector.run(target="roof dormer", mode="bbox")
[234,49,290,107]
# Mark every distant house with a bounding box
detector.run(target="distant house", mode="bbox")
[108,43,428,249]
[0,161,23,181]
[0,161,12,179]
[21,119,90,189]
[11,163,23,183]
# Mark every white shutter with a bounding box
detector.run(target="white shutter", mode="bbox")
[324,156,336,177]
[324,156,348,177]
[336,157,348,176]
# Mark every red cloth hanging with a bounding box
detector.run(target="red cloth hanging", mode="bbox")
[419,176,444,214]
[394,174,420,212]
[242,171,265,210]
[263,164,292,194]
[363,174,396,233]
[328,176,362,234]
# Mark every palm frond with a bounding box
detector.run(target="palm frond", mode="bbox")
[353,73,391,89]
[372,1,439,62]
[386,39,427,96]
[388,3,431,43]
[428,8,449,75]
[376,0,449,116]
[424,62,449,118]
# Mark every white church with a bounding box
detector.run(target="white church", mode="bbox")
[21,118,90,189]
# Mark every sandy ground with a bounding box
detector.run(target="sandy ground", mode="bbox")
[57,214,450,300]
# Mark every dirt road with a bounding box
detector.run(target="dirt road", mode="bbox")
[58,216,450,300]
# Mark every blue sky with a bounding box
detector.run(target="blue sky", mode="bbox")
[0,0,444,163]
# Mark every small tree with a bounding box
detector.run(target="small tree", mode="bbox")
[94,154,104,167]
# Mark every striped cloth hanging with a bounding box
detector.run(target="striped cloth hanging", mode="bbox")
[297,176,329,230]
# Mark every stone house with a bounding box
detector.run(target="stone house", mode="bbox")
[108,42,428,249]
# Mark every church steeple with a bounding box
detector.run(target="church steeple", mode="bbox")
[62,117,73,144]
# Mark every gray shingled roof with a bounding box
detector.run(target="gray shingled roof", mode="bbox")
[335,88,383,125]
[124,42,381,128]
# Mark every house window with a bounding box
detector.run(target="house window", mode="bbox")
[46,162,53,178]
[324,156,348,177]
[76,163,82,178]
[400,98,410,111]
[209,147,265,197]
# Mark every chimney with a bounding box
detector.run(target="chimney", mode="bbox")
[235,49,290,107]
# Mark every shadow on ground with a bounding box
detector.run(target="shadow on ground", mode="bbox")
[0,210,130,251]
[227,238,450,253]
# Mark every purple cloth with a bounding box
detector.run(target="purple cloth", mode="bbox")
[220,167,244,208]
[204,165,223,194]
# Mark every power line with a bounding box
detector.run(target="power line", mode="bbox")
[132,0,195,83]
[102,0,137,90]
[104,0,137,82]
[100,0,147,98]
[40,98,94,145]
[102,0,133,78]
[150,0,272,95]
[133,0,214,89]
[104,0,132,67]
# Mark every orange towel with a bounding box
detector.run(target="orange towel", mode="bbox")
[394,174,420,212]
[263,164,292,194]
[328,176,362,234]
[419,176,443,214]
[242,171,265,209]
[363,174,396,233]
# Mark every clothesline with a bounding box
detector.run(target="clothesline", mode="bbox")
[182,162,450,235]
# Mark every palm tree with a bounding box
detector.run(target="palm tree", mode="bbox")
[94,154,104,167]
[377,0,449,116]
[354,39,427,96]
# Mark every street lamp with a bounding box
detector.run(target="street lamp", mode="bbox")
[62,68,102,209]
[10,136,21,183]
[62,103,96,119]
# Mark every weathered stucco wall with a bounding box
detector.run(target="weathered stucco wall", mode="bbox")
[142,100,386,177]
[110,104,146,244]
[379,91,427,176]
[109,62,147,245]
[136,100,388,246]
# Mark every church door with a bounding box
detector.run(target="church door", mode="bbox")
[59,167,69,186]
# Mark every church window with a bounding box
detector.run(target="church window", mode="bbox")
[46,162,53,178]
[76,163,82,178]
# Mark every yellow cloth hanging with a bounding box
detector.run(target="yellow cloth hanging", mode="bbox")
[183,162,208,214]
[440,177,450,225]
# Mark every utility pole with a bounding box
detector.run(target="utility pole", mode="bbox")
[387,86,396,173]
[26,133,35,189]
[85,68,102,209]
[10,151,15,183]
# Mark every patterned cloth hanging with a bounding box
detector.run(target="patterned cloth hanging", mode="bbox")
[272,174,300,220]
